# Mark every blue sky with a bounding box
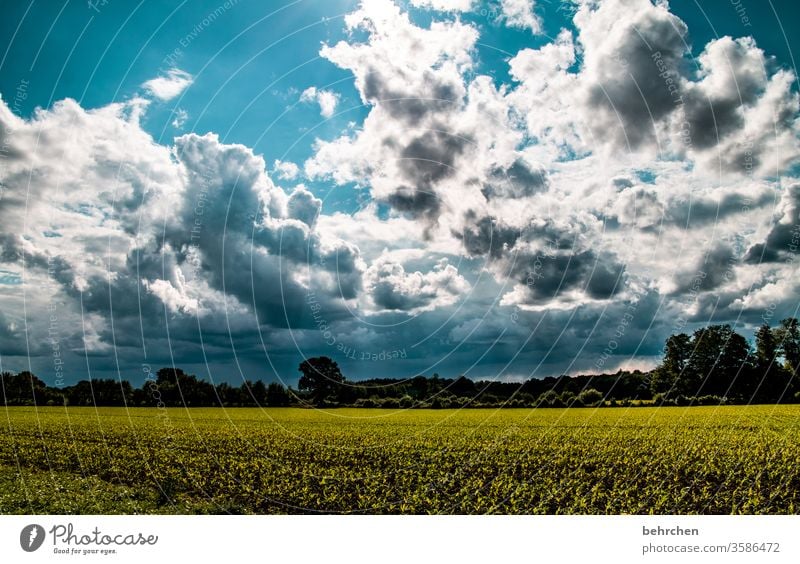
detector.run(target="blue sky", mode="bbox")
[1,0,799,386]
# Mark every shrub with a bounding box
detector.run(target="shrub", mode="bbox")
[576,388,603,407]
[537,390,564,408]
[380,397,400,409]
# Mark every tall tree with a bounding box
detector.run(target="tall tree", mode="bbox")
[753,324,785,402]
[687,325,750,397]
[776,318,800,374]
[266,382,291,406]
[755,324,779,367]
[298,356,346,405]
[650,333,692,397]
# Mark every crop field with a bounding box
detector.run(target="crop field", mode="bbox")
[1,405,799,514]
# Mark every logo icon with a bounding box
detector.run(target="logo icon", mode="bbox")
[20,524,45,552]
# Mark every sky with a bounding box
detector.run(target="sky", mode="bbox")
[0,0,798,387]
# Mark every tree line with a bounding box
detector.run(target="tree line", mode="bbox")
[649,318,799,404]
[2,319,798,408]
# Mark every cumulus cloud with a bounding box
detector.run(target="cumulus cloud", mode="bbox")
[142,68,194,101]
[744,184,800,264]
[300,87,339,118]
[0,93,365,376]
[143,273,199,315]
[498,0,541,34]
[364,255,470,313]
[505,0,800,177]
[304,0,800,324]
[672,244,737,295]
[273,159,300,180]
[410,0,475,11]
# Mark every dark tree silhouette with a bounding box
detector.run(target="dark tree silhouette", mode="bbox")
[687,325,751,397]
[0,371,49,405]
[650,333,692,397]
[776,318,800,374]
[66,379,133,406]
[298,356,346,405]
[754,324,787,401]
[266,382,291,406]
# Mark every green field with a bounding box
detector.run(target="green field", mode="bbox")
[1,405,799,514]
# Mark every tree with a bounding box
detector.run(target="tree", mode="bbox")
[776,318,800,374]
[0,371,50,405]
[774,318,800,400]
[576,388,604,407]
[298,356,346,405]
[450,376,476,397]
[754,324,786,402]
[755,324,779,367]
[536,389,564,407]
[266,382,291,406]
[250,380,268,405]
[66,379,133,406]
[155,368,215,406]
[650,333,691,397]
[687,325,750,397]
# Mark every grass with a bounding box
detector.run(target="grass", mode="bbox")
[1,405,799,514]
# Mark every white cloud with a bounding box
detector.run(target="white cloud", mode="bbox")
[0,92,368,363]
[364,255,470,313]
[273,159,300,180]
[144,274,199,315]
[305,0,800,317]
[142,68,194,101]
[171,108,188,128]
[410,0,475,11]
[498,0,542,33]
[300,86,339,118]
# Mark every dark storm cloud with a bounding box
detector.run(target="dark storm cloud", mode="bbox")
[672,243,736,295]
[580,6,793,162]
[454,213,520,259]
[681,96,744,150]
[454,214,626,304]
[386,187,442,222]
[680,36,769,151]
[0,233,75,285]
[399,130,466,186]
[384,129,470,222]
[362,68,462,124]
[287,188,322,228]
[0,124,365,377]
[508,219,628,303]
[744,184,800,264]
[508,248,627,302]
[160,133,363,327]
[0,311,39,356]
[608,184,773,232]
[482,158,549,200]
[661,190,773,230]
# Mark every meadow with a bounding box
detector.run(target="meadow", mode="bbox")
[1,405,799,514]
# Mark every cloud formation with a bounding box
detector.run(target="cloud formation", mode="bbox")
[364,255,470,313]
[1,0,799,383]
[142,68,194,101]
[300,87,339,119]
